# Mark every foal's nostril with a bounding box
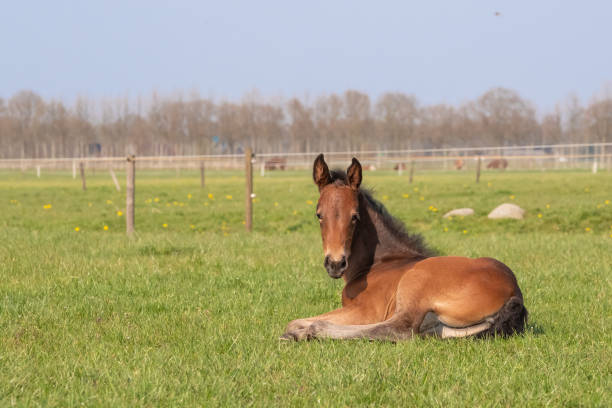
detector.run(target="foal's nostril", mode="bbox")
[324,255,348,277]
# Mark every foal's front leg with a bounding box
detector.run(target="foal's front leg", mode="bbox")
[305,312,422,342]
[280,306,372,341]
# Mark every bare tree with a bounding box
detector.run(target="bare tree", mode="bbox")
[585,98,612,143]
[1,86,609,159]
[375,92,419,150]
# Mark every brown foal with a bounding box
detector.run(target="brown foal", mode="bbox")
[281,154,527,341]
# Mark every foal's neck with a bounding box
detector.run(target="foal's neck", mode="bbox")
[344,193,425,283]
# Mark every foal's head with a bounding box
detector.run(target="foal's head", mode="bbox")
[312,154,362,279]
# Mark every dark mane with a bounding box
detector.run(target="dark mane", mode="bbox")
[329,169,436,259]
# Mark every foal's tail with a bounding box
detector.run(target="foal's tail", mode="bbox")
[478,296,528,338]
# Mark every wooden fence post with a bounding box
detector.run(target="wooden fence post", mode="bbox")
[245,148,253,232]
[409,161,415,184]
[36,165,41,178]
[79,162,86,190]
[72,161,77,179]
[126,155,135,235]
[476,156,482,183]
[200,161,205,188]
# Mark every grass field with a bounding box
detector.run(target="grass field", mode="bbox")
[1,168,611,407]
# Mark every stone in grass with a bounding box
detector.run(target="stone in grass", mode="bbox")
[488,203,525,220]
[443,208,475,218]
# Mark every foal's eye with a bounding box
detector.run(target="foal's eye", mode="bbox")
[316,213,323,221]
[351,214,360,223]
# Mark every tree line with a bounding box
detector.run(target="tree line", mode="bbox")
[0,86,610,159]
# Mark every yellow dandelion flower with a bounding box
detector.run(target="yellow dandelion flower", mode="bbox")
[225,195,232,200]
[154,197,160,202]
[419,196,425,201]
[106,200,112,205]
[448,216,453,221]
[208,193,214,200]
[293,210,298,215]
[43,204,52,209]
[584,188,590,192]
[74,227,80,232]
[585,227,591,232]
[605,200,610,205]
[187,193,192,199]
[116,211,123,217]
[224,232,229,236]
[509,195,515,200]
[462,230,468,234]
[306,200,313,205]
[190,224,195,229]
[432,207,438,212]
[545,204,550,209]
[103,225,109,231]
[402,193,410,198]
[537,213,543,218]
[274,202,279,207]
[382,195,389,201]
[443,227,448,232]
[166,203,171,207]
[204,202,209,206]
[487,182,492,187]
[88,202,92,207]
[413,187,419,192]
[173,201,179,206]
[162,223,168,228]
[597,204,603,209]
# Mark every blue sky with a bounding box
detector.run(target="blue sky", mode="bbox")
[1,1,611,110]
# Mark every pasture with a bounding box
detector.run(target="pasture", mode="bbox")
[1,168,610,406]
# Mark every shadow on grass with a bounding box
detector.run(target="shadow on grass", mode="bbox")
[526,321,545,336]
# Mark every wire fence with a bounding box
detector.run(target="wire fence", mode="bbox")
[0,142,610,173]
[2,142,610,235]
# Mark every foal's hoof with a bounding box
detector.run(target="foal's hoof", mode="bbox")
[279,332,297,341]
[306,320,331,340]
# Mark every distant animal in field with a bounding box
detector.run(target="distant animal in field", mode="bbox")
[264,157,286,170]
[487,159,508,170]
[393,163,406,171]
[281,154,527,342]
[454,159,464,170]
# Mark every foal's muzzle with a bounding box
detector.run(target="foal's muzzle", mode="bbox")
[324,255,347,278]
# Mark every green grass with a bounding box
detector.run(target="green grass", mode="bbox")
[1,169,611,407]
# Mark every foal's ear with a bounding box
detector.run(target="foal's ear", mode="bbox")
[313,153,331,191]
[346,158,362,190]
